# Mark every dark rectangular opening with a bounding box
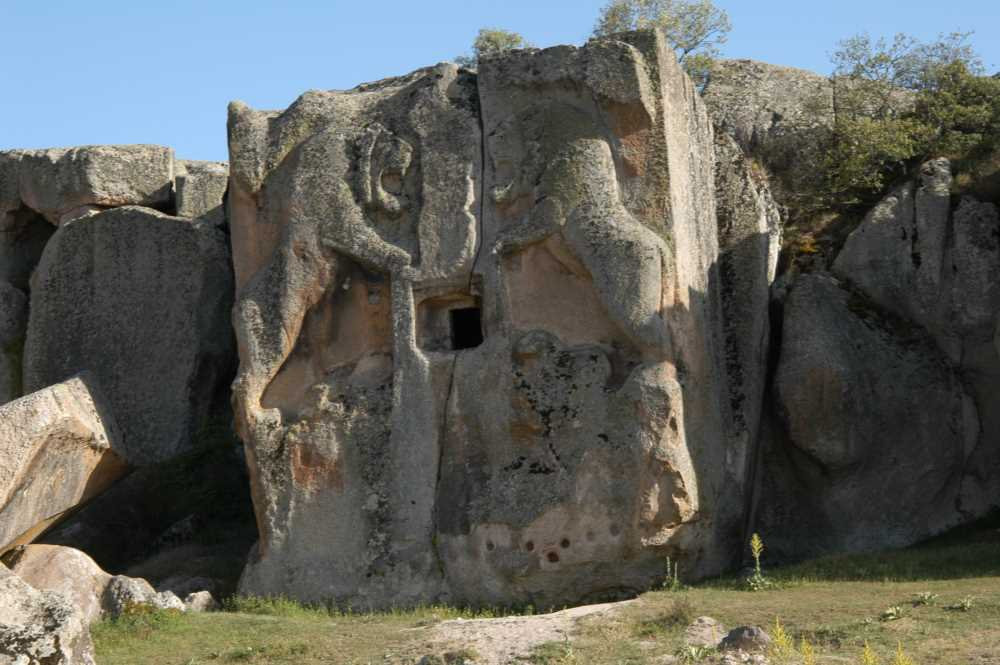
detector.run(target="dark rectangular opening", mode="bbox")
[449,307,484,350]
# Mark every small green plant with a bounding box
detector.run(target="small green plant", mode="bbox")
[800,636,818,665]
[768,617,795,663]
[676,644,716,663]
[662,555,682,590]
[946,595,974,611]
[860,641,881,665]
[891,642,916,665]
[912,591,939,606]
[745,533,774,591]
[879,605,904,622]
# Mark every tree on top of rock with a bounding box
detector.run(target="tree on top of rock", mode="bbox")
[455,28,531,67]
[592,0,731,88]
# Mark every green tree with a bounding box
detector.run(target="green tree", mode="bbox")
[820,30,990,204]
[455,28,530,67]
[592,0,731,87]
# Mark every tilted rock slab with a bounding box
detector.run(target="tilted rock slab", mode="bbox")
[758,273,977,559]
[0,563,95,665]
[231,29,738,609]
[0,374,127,555]
[24,206,235,465]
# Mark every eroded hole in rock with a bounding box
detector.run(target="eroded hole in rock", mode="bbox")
[525,541,535,552]
[547,551,560,563]
[560,538,570,549]
[450,307,483,350]
[486,541,495,552]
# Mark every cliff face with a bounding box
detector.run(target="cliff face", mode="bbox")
[0,37,996,612]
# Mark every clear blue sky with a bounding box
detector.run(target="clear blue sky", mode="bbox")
[2,0,997,162]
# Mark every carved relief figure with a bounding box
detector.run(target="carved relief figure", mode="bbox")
[233,122,418,444]
[486,103,671,359]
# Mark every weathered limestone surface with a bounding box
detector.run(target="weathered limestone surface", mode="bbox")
[24,206,235,465]
[759,273,975,559]
[0,375,127,553]
[231,30,738,609]
[0,563,95,665]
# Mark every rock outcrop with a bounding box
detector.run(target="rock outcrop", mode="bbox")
[830,158,1000,526]
[230,30,742,609]
[0,564,95,665]
[757,273,975,559]
[703,59,834,160]
[23,206,235,465]
[0,375,127,553]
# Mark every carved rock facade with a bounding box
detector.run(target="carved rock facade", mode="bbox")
[230,32,751,608]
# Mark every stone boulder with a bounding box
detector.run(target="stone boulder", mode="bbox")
[103,575,184,617]
[24,206,235,465]
[0,375,127,552]
[758,273,976,559]
[833,159,1000,521]
[0,564,95,665]
[4,545,110,626]
[231,30,737,609]
[182,591,218,613]
[720,626,771,653]
[175,159,228,223]
[10,145,174,225]
[0,282,27,405]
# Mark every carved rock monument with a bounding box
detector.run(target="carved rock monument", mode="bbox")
[230,31,744,608]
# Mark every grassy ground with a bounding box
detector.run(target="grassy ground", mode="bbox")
[93,515,1000,665]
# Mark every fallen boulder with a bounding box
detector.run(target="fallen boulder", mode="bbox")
[0,375,127,553]
[0,563,95,665]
